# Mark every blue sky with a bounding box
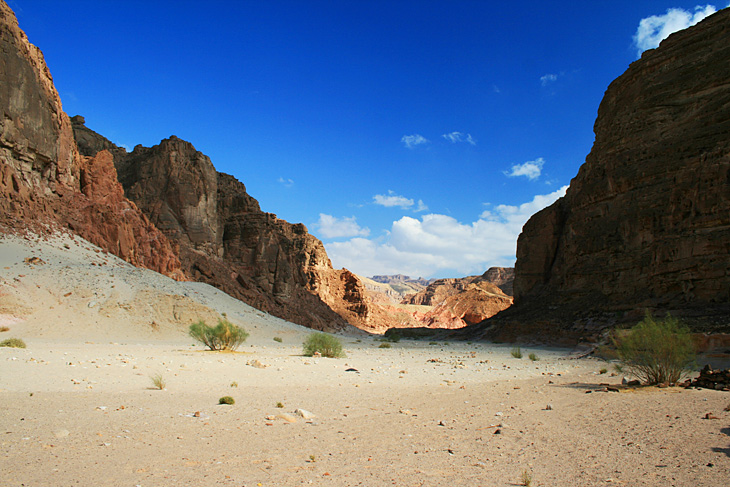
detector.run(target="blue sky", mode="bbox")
[11,1,727,278]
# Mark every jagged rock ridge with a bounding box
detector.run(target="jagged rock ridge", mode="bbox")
[72,119,388,332]
[475,9,730,343]
[0,2,183,279]
[402,267,514,305]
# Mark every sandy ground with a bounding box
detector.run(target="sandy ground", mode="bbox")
[1,232,729,486]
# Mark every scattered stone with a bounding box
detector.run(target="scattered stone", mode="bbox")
[627,380,641,387]
[703,413,719,420]
[295,409,316,420]
[689,365,730,391]
[277,413,297,423]
[545,404,553,410]
[493,428,501,435]
[247,359,268,369]
[345,368,359,372]
[53,429,69,438]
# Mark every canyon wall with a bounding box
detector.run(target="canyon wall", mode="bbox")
[478,9,730,343]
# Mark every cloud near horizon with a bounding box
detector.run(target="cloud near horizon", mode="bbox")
[504,157,545,180]
[315,214,370,239]
[633,4,720,55]
[401,133,429,149]
[325,185,568,278]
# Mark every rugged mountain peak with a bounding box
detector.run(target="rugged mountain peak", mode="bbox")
[480,9,730,343]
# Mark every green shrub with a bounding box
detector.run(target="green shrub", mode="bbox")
[276,401,284,408]
[378,342,392,349]
[599,368,608,374]
[528,352,539,361]
[303,332,345,358]
[613,311,695,385]
[189,318,249,351]
[273,336,283,343]
[0,338,26,348]
[511,347,522,359]
[219,396,235,405]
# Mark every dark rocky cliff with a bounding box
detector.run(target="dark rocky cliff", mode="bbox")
[474,9,730,343]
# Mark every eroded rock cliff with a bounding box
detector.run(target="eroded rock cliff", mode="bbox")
[73,118,385,332]
[0,2,183,279]
[477,9,730,343]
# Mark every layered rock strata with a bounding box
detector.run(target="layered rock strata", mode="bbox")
[0,2,182,279]
[402,267,514,305]
[477,9,730,343]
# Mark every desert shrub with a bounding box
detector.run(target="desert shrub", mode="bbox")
[613,311,695,385]
[273,337,283,343]
[511,347,522,359]
[230,381,238,388]
[302,332,345,358]
[528,352,539,361]
[0,338,26,348]
[599,368,608,374]
[150,373,166,390]
[520,469,533,486]
[0,326,10,332]
[189,318,249,351]
[276,401,284,408]
[378,342,392,349]
[219,396,235,405]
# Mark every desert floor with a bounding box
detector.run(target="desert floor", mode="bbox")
[1,233,729,486]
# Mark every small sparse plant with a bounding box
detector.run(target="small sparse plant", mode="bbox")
[276,401,284,408]
[230,381,238,388]
[0,338,26,348]
[189,318,249,351]
[599,368,608,374]
[303,332,345,358]
[528,353,539,361]
[613,311,695,385]
[378,342,392,349]
[511,347,523,359]
[520,469,533,486]
[309,454,316,462]
[0,326,10,332]
[613,363,624,373]
[429,342,439,346]
[273,336,283,343]
[150,373,166,390]
[219,396,235,405]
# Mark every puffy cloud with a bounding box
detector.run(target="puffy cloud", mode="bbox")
[315,214,370,239]
[415,199,428,212]
[633,5,718,54]
[325,186,568,278]
[401,133,429,149]
[277,177,294,187]
[442,131,476,145]
[373,191,415,209]
[540,73,558,86]
[504,157,545,181]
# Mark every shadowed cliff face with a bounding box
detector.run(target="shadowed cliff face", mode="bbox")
[0,2,183,279]
[477,9,730,343]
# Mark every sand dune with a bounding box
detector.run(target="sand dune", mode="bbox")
[1,232,729,486]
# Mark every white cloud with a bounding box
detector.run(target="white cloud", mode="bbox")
[401,134,428,149]
[504,157,545,181]
[325,186,568,278]
[633,5,718,54]
[415,199,428,212]
[442,131,476,145]
[315,214,370,239]
[277,177,294,187]
[373,191,415,209]
[540,73,558,86]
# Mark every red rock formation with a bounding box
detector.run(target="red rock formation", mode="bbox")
[476,10,730,343]
[73,120,389,332]
[417,283,513,329]
[0,1,183,279]
[402,267,514,305]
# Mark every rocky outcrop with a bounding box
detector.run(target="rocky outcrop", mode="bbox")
[476,10,730,343]
[402,267,514,305]
[360,275,431,304]
[417,282,513,329]
[71,117,387,332]
[0,1,183,279]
